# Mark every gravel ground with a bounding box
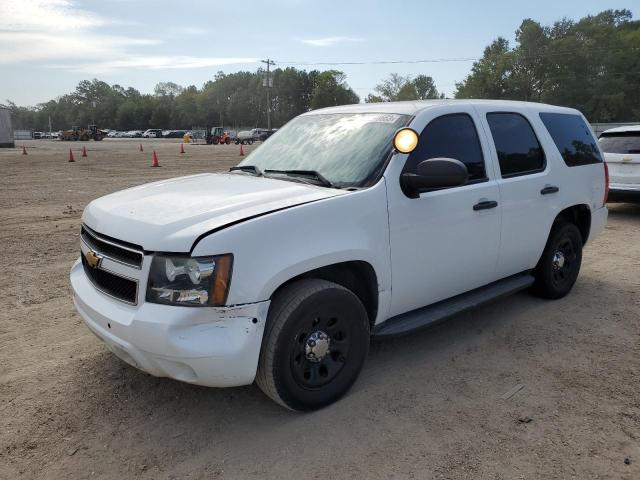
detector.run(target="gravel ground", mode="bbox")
[1,139,639,479]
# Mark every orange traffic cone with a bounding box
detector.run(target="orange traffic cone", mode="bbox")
[239,144,244,156]
[151,150,160,167]
[22,146,27,155]
[180,143,185,154]
[68,149,75,162]
[139,143,143,152]
[82,145,87,157]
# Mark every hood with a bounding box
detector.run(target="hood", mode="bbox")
[82,173,345,252]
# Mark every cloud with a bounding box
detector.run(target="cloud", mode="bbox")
[301,36,363,47]
[0,31,159,64]
[53,56,259,73]
[0,0,254,72]
[0,0,102,31]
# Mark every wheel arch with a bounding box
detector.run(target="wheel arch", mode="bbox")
[269,260,379,328]
[555,204,591,243]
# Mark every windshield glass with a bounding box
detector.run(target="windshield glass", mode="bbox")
[236,113,411,187]
[599,132,640,154]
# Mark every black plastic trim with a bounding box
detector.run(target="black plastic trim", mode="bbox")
[373,271,535,337]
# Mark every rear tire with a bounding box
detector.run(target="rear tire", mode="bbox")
[256,279,370,411]
[533,220,583,299]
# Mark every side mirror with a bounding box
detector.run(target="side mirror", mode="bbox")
[401,158,469,198]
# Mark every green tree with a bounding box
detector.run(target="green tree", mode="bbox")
[455,38,514,99]
[367,73,442,102]
[310,70,359,109]
[456,9,640,121]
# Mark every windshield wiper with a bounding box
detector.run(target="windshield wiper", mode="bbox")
[230,165,262,176]
[263,169,334,188]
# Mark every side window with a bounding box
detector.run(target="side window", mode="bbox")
[539,113,603,166]
[404,113,486,182]
[486,113,545,177]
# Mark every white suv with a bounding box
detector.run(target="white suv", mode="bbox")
[599,125,640,202]
[71,100,608,411]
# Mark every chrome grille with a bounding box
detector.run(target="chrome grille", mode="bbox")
[81,225,143,269]
[81,254,138,304]
[80,225,143,305]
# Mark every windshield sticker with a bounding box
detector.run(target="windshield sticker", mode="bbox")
[366,114,402,124]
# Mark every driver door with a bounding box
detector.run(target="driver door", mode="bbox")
[386,106,502,317]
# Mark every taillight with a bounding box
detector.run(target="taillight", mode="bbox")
[603,162,609,206]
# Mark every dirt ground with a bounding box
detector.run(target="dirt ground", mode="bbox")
[0,139,639,479]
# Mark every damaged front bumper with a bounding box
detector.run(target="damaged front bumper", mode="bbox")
[70,259,270,387]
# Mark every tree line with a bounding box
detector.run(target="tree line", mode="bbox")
[455,9,640,122]
[6,9,640,131]
[6,69,360,132]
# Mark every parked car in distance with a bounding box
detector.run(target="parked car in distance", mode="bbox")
[124,130,143,138]
[255,128,277,141]
[236,129,256,144]
[71,100,608,411]
[143,129,163,138]
[599,125,640,202]
[163,130,187,138]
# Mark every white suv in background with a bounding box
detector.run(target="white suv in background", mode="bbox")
[599,125,640,202]
[70,100,608,411]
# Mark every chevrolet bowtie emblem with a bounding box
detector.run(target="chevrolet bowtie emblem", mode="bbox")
[85,249,102,268]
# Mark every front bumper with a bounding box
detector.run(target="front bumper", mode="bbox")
[70,259,269,387]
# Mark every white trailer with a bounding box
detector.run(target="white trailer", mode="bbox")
[0,107,14,148]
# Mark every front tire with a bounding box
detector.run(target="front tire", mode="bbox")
[256,279,370,411]
[533,220,583,299]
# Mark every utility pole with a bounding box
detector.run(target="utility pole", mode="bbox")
[261,59,275,130]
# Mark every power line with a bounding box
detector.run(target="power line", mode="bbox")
[274,57,477,66]
[272,45,639,68]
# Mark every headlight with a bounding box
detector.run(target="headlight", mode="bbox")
[146,254,233,307]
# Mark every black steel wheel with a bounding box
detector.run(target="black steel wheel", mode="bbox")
[256,279,370,411]
[533,220,583,299]
[289,312,353,389]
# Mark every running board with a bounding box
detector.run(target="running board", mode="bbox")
[372,272,535,338]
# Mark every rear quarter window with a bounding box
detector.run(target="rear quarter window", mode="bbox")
[539,113,602,167]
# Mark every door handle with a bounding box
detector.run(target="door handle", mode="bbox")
[473,200,498,211]
[540,185,559,195]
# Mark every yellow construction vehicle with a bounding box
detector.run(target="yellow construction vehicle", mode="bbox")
[59,125,107,141]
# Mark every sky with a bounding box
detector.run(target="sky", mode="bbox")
[0,0,637,106]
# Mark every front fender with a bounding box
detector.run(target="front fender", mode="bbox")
[191,180,392,319]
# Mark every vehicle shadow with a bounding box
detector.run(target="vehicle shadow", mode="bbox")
[607,202,640,219]
[68,287,554,473]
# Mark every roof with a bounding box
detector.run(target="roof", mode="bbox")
[303,99,579,117]
[601,125,640,134]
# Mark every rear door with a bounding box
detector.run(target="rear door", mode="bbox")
[475,107,555,278]
[599,130,640,192]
